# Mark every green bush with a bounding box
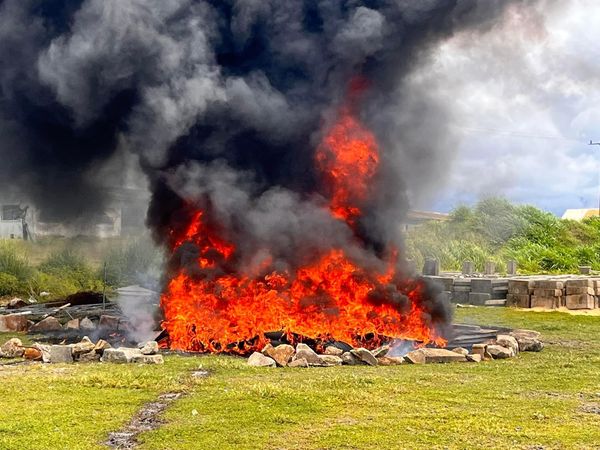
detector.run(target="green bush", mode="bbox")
[34,249,103,299]
[0,272,22,296]
[407,198,600,275]
[102,238,162,287]
[0,242,33,281]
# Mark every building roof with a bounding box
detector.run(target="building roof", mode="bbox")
[561,208,600,221]
[406,210,450,222]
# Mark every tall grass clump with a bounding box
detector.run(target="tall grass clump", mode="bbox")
[103,238,163,288]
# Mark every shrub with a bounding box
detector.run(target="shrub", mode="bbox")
[0,242,33,281]
[102,238,163,287]
[0,272,21,296]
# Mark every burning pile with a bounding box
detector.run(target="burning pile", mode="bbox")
[160,84,448,355]
[0,2,521,351]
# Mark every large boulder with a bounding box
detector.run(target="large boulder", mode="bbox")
[486,344,513,359]
[323,346,344,356]
[294,343,322,366]
[510,329,544,352]
[30,317,62,332]
[350,348,378,366]
[72,337,95,357]
[405,348,467,364]
[139,341,159,355]
[248,352,276,367]
[49,345,74,364]
[318,355,343,366]
[264,344,295,367]
[496,335,519,356]
[7,298,27,309]
[65,318,80,330]
[377,356,404,366]
[0,314,30,332]
[341,351,362,365]
[99,315,120,330]
[288,358,309,368]
[1,338,24,358]
[80,317,96,331]
[32,343,51,363]
[102,347,142,363]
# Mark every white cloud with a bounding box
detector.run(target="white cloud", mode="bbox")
[411,0,600,215]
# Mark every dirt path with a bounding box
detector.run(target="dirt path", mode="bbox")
[104,392,182,449]
[104,369,209,449]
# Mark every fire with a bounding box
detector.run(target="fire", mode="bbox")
[160,82,446,354]
[315,86,378,223]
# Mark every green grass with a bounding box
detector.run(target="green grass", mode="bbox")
[2,307,600,449]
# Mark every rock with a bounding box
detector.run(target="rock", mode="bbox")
[452,347,469,356]
[496,335,519,356]
[93,339,112,353]
[102,347,142,363]
[49,345,73,363]
[1,338,24,358]
[33,343,51,363]
[516,336,544,352]
[294,343,322,366]
[264,344,295,367]
[510,330,543,352]
[288,358,309,368]
[323,346,344,356]
[377,356,404,366]
[470,344,486,358]
[65,318,80,330]
[261,343,274,355]
[405,348,467,364]
[30,316,62,332]
[7,298,27,309]
[510,329,541,340]
[130,354,164,364]
[350,348,378,366]
[80,317,96,331]
[99,315,120,330]
[0,314,31,332]
[486,344,514,359]
[466,354,482,363]
[341,351,362,365]
[139,341,159,355]
[78,351,101,362]
[404,349,426,364]
[23,347,43,361]
[372,345,390,358]
[318,355,343,366]
[72,337,95,357]
[247,351,276,367]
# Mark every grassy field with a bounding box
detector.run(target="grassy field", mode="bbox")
[1,307,599,450]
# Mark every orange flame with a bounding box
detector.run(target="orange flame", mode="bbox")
[160,81,446,354]
[315,98,378,222]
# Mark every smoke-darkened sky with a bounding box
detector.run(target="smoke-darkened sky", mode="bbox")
[1,0,594,222]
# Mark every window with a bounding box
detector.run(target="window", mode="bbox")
[1,205,22,221]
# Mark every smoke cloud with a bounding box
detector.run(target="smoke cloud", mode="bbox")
[0,1,528,337]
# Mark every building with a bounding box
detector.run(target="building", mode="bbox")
[402,210,450,231]
[561,209,600,221]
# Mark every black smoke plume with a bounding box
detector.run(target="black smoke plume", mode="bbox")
[0,0,521,335]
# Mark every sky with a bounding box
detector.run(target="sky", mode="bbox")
[410,0,600,216]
